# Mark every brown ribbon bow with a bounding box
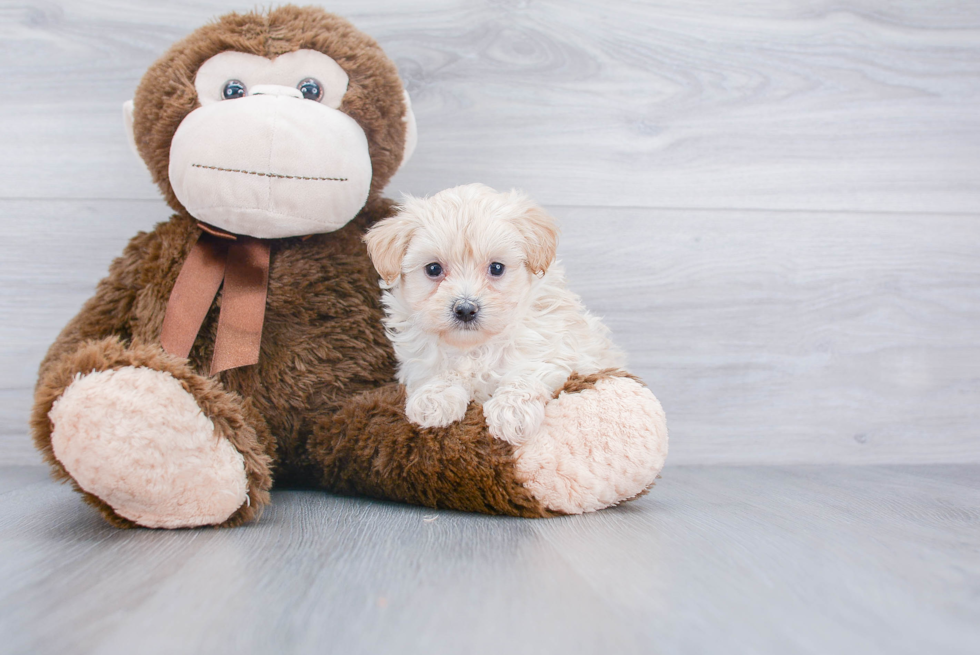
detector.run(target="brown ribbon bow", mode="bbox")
[160,226,271,376]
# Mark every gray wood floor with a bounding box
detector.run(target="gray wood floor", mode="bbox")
[1,465,978,655]
[2,2,979,653]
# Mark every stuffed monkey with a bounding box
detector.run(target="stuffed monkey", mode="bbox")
[30,5,667,528]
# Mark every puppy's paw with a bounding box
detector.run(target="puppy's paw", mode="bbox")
[406,383,470,428]
[484,384,549,445]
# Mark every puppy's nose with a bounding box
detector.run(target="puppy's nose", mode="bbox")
[453,299,479,323]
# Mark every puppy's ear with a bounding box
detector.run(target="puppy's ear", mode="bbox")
[364,215,415,284]
[514,202,559,275]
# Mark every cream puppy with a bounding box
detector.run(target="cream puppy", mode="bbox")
[364,183,625,445]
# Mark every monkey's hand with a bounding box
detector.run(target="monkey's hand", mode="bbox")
[33,337,272,529]
[405,380,470,428]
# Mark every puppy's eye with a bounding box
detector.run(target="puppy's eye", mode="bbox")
[488,262,505,277]
[222,80,247,100]
[424,262,443,278]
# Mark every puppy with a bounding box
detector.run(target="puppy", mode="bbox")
[364,183,625,445]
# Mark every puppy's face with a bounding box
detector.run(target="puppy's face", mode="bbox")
[365,184,558,348]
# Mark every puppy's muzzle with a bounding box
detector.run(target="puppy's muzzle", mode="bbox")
[452,298,480,324]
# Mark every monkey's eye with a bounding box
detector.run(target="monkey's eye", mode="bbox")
[222,80,247,100]
[298,78,323,101]
[424,262,443,278]
[489,262,505,277]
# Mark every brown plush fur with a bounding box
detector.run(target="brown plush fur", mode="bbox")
[32,6,640,527]
[32,336,273,527]
[132,6,408,214]
[553,369,645,398]
[309,383,557,517]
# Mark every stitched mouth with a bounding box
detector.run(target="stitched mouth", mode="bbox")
[191,163,347,182]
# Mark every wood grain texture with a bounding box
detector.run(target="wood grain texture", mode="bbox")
[1,1,979,464]
[1,465,978,654]
[556,206,980,464]
[3,5,978,652]
[0,466,49,496]
[0,0,978,211]
[3,200,977,465]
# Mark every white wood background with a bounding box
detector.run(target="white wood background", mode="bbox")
[1,0,978,465]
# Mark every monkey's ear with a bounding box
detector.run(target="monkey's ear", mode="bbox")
[122,100,140,158]
[363,215,416,285]
[396,89,418,173]
[514,201,560,276]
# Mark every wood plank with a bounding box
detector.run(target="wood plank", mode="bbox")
[0,465,977,654]
[0,466,50,496]
[2,200,978,465]
[1,1,978,211]
[537,465,980,654]
[556,205,980,464]
[881,464,980,491]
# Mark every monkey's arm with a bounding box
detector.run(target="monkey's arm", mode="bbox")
[32,228,155,469]
[35,229,151,384]
[307,369,667,517]
[307,382,555,516]
[31,222,274,528]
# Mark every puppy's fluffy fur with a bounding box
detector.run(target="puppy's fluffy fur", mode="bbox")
[364,183,625,444]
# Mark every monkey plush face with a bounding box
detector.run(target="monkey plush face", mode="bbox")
[125,6,417,238]
[167,49,375,238]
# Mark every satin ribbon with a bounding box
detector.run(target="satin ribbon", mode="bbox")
[160,228,271,376]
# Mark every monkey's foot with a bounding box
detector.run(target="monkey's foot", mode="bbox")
[49,366,248,528]
[514,372,668,514]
